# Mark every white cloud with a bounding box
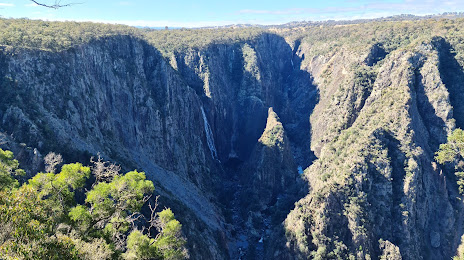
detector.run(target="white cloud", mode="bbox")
[0,3,14,7]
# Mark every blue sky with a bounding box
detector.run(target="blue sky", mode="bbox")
[1,0,463,27]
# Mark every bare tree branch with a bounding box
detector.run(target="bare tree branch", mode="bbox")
[90,153,120,184]
[44,152,63,173]
[147,196,159,234]
[29,0,79,9]
[126,212,144,229]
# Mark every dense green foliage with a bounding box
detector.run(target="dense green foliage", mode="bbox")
[0,18,140,51]
[123,209,185,260]
[2,17,464,66]
[436,128,464,164]
[436,129,464,194]
[0,148,24,190]
[0,18,264,55]
[0,149,187,259]
[145,27,265,55]
[435,130,464,259]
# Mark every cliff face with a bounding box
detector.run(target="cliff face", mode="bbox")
[170,33,317,167]
[249,107,297,206]
[0,36,226,258]
[0,32,316,258]
[2,19,464,259]
[284,38,462,259]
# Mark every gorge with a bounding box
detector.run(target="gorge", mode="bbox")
[1,17,464,259]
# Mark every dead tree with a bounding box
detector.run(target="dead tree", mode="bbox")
[44,152,63,173]
[90,154,120,184]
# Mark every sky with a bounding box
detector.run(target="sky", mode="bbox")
[0,0,463,28]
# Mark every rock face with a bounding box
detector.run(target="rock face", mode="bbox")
[284,39,462,259]
[0,36,226,258]
[1,19,464,259]
[247,107,297,206]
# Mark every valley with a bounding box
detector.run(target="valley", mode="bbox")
[1,16,464,259]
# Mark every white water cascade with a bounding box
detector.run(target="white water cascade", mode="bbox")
[201,107,219,161]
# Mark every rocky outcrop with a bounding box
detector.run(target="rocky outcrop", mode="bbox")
[170,33,317,167]
[245,107,297,208]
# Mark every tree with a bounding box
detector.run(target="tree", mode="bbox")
[69,167,188,259]
[28,162,91,217]
[0,185,82,259]
[436,128,464,193]
[90,153,120,184]
[0,151,188,259]
[0,148,24,191]
[436,129,464,163]
[71,170,154,249]
[123,208,187,260]
[44,152,63,173]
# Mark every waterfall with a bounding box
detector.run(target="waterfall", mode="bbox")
[201,107,218,160]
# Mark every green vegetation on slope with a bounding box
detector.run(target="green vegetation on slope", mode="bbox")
[436,128,464,193]
[0,148,24,190]
[3,17,464,64]
[0,18,265,54]
[436,129,464,260]
[144,27,265,55]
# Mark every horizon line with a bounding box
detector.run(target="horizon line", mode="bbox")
[2,11,463,29]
